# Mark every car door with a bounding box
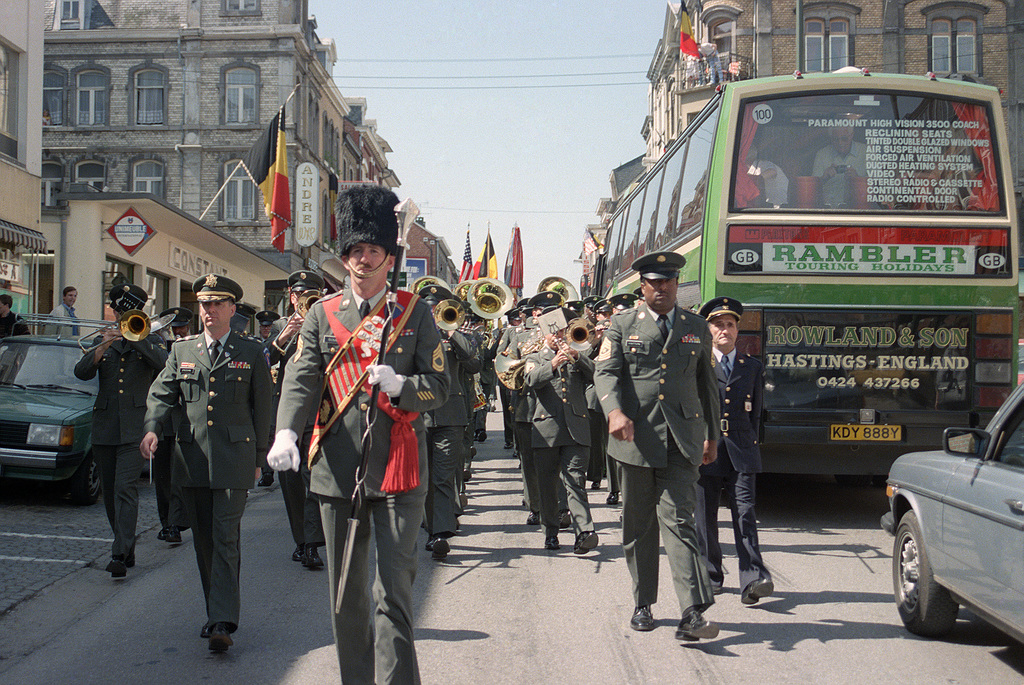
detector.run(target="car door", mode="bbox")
[941,406,1024,630]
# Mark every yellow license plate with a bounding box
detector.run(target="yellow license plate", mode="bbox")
[829,424,903,441]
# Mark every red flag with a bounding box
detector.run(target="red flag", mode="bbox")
[328,172,338,241]
[504,224,524,289]
[244,107,291,252]
[680,9,699,58]
[473,231,497,279]
[458,228,474,282]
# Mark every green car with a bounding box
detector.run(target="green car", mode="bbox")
[0,335,100,504]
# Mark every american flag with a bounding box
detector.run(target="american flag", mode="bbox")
[458,228,474,282]
[582,229,598,278]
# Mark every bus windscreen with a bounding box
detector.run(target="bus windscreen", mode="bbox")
[731,91,1003,214]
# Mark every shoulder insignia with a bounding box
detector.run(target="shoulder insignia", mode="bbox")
[432,342,445,372]
[596,337,612,362]
[319,290,344,303]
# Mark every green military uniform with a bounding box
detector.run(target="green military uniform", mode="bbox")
[275,285,448,683]
[594,284,721,620]
[523,336,597,550]
[74,284,167,576]
[144,277,273,637]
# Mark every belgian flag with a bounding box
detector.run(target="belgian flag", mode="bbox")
[473,230,497,279]
[244,107,291,252]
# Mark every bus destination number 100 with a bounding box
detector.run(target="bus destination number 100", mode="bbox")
[817,376,921,390]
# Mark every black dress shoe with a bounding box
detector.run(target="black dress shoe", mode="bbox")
[429,535,450,560]
[606,491,620,506]
[208,622,233,652]
[125,553,135,569]
[475,429,487,442]
[106,556,127,578]
[503,442,514,449]
[165,526,182,544]
[558,510,572,529]
[590,481,601,491]
[291,544,304,562]
[157,527,169,541]
[676,609,719,641]
[303,544,324,569]
[630,605,654,632]
[200,622,211,639]
[526,511,540,526]
[544,535,560,550]
[463,467,473,482]
[573,530,598,555]
[741,578,774,605]
[257,472,274,487]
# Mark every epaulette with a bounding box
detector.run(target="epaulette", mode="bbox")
[178,334,200,341]
[318,291,344,303]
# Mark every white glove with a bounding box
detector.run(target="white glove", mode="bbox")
[267,429,300,472]
[367,364,406,397]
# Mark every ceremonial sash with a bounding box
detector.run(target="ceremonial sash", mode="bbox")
[309,290,420,490]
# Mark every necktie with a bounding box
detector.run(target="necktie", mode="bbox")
[657,314,669,341]
[359,301,371,319]
[210,340,221,364]
[722,354,732,378]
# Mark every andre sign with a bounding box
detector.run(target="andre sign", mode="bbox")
[295,162,319,247]
[107,207,155,256]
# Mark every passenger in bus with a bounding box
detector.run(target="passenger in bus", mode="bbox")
[745,143,789,208]
[811,121,867,207]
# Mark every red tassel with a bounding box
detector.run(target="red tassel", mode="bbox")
[377,393,420,494]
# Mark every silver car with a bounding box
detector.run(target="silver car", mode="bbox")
[882,382,1024,643]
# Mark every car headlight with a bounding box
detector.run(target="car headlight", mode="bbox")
[27,424,74,447]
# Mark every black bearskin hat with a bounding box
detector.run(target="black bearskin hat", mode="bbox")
[337,185,400,256]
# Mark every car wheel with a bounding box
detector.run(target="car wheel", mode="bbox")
[68,452,101,506]
[893,510,959,636]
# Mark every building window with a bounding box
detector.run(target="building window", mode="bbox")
[931,17,978,75]
[144,270,170,316]
[76,71,108,126]
[43,71,64,126]
[41,162,63,207]
[103,258,135,320]
[225,67,256,124]
[0,44,17,160]
[134,70,165,125]
[60,0,82,30]
[223,0,259,15]
[805,18,850,72]
[75,161,105,190]
[223,160,254,220]
[133,160,164,196]
[710,19,734,60]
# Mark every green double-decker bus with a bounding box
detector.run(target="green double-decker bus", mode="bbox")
[596,71,1018,477]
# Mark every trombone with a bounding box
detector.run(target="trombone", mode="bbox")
[566,317,596,352]
[433,299,466,331]
[21,311,175,351]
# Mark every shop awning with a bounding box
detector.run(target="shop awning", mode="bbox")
[0,219,47,252]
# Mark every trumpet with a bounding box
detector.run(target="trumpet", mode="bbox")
[433,299,466,331]
[537,276,578,306]
[412,276,452,294]
[468,278,514,320]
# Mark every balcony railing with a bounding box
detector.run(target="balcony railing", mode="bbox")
[682,51,753,90]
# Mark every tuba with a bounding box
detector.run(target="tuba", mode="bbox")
[495,329,545,390]
[453,280,474,301]
[433,299,466,331]
[537,276,578,306]
[412,276,451,294]
[468,278,514,320]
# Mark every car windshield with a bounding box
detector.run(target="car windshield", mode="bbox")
[0,340,97,395]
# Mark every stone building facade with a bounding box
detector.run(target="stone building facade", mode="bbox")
[40,0,397,302]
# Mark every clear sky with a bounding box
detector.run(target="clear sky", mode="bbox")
[309,0,673,294]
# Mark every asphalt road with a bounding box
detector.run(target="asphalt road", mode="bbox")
[1,414,1022,684]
